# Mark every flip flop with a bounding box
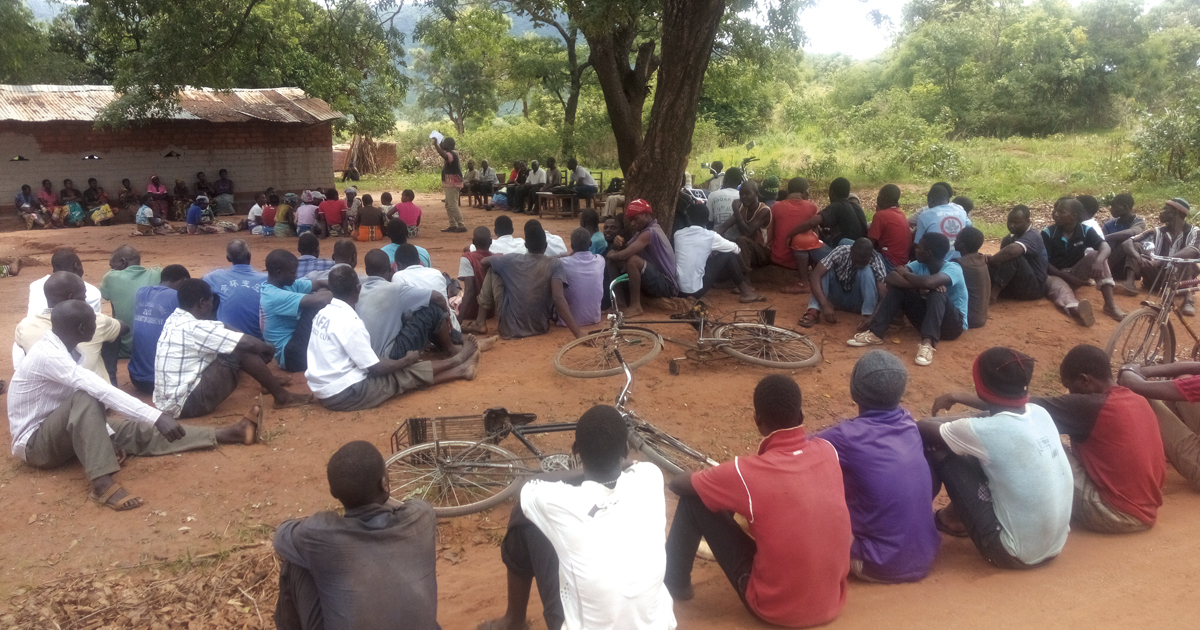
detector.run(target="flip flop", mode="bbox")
[798,310,820,328]
[935,507,969,538]
[89,483,142,511]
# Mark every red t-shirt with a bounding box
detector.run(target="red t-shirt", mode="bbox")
[262,204,277,227]
[394,201,422,227]
[1174,375,1200,401]
[867,206,913,267]
[692,426,850,628]
[769,198,821,268]
[318,199,347,225]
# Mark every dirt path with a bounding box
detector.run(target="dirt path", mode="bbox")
[0,192,1196,629]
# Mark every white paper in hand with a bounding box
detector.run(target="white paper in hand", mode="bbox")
[430,130,445,143]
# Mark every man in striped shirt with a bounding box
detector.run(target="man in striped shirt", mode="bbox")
[155,279,311,419]
[8,301,259,511]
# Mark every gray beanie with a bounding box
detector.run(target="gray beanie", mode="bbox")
[850,350,908,410]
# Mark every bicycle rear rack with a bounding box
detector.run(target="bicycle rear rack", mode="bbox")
[389,408,538,453]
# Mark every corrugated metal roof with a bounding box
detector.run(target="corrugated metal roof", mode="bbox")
[0,85,342,124]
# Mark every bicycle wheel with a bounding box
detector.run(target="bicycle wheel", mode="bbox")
[554,327,662,378]
[713,322,821,369]
[1106,307,1176,369]
[386,441,526,518]
[632,424,718,476]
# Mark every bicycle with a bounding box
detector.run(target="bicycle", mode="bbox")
[1106,254,1200,367]
[553,275,822,378]
[384,349,719,517]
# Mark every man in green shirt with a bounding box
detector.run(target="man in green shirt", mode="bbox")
[99,245,162,357]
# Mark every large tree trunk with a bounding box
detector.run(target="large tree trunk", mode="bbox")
[623,0,726,231]
[585,23,658,173]
[560,70,581,156]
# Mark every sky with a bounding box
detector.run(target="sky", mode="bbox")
[801,0,1168,59]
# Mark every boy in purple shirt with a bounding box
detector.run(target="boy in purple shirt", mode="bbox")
[816,350,941,582]
[558,228,606,327]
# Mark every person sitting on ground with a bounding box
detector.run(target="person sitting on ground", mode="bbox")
[247,193,269,234]
[392,245,458,332]
[701,160,725,192]
[580,208,608,255]
[801,237,887,330]
[921,347,1073,569]
[296,232,335,277]
[318,188,349,238]
[706,167,743,226]
[480,405,676,630]
[262,249,334,373]
[84,178,114,225]
[848,233,967,367]
[773,176,827,291]
[1042,196,1126,325]
[28,248,102,316]
[987,205,1048,304]
[913,184,971,261]
[1115,198,1197,308]
[357,249,465,360]
[542,228,569,257]
[388,190,423,238]
[129,265,190,393]
[1102,193,1144,247]
[1029,345,1165,533]
[382,219,432,269]
[213,169,236,215]
[792,177,870,257]
[15,272,126,386]
[458,227,495,322]
[715,180,773,275]
[0,256,20,278]
[8,300,259,511]
[1119,359,1200,494]
[101,245,162,358]
[954,226,990,329]
[203,240,269,338]
[273,440,440,630]
[59,179,87,227]
[558,228,607,327]
[464,220,582,339]
[605,199,679,317]
[306,238,360,282]
[155,279,310,418]
[665,374,851,627]
[469,214,526,255]
[344,186,362,232]
[759,176,780,209]
[906,181,960,229]
[274,192,298,238]
[867,184,912,271]
[295,191,320,235]
[306,266,479,412]
[1077,194,1104,236]
[673,203,764,302]
[816,351,940,583]
[352,192,381,243]
[185,195,220,234]
[193,171,216,200]
[15,184,48,229]
[36,179,66,227]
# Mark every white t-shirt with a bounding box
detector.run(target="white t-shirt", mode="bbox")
[471,234,526,255]
[247,204,264,223]
[707,188,739,225]
[545,233,568,257]
[939,404,1073,564]
[1083,218,1104,237]
[571,166,597,188]
[305,299,377,399]
[27,275,103,317]
[707,172,725,192]
[527,169,548,186]
[393,265,460,331]
[521,462,677,630]
[672,225,740,295]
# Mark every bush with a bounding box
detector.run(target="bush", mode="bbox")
[844,88,965,179]
[1130,88,1200,181]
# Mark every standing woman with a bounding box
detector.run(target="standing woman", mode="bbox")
[433,136,467,233]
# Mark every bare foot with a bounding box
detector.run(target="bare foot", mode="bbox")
[456,334,480,364]
[476,335,499,353]
[461,348,481,381]
[273,391,312,409]
[462,321,488,335]
[623,305,644,318]
[262,374,294,394]
[216,406,261,445]
[8,258,20,277]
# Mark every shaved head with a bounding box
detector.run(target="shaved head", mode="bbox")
[363,249,392,279]
[45,271,86,308]
[110,245,141,270]
[50,300,96,347]
[226,239,251,265]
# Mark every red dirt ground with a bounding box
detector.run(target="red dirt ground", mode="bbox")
[0,192,1196,629]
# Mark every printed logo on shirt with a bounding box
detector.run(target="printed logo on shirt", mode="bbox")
[939,215,964,238]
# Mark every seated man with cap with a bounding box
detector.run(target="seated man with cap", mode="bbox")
[920,347,1073,570]
[1114,198,1197,313]
[605,199,678,318]
[816,350,940,583]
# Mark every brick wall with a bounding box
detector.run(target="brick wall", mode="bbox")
[1,120,335,225]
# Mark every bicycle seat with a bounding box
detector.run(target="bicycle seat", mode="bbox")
[482,408,538,436]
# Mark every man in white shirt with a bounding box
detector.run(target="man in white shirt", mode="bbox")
[673,203,764,301]
[471,215,526,255]
[27,248,103,316]
[306,266,479,412]
[516,160,548,214]
[919,347,1073,569]
[566,157,598,214]
[155,279,311,419]
[14,272,125,384]
[544,231,569,257]
[8,301,259,511]
[246,192,267,233]
[393,245,461,333]
[701,160,725,192]
[479,159,499,203]
[705,167,743,226]
[479,405,676,630]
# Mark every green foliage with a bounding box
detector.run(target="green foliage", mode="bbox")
[1130,87,1200,181]
[843,88,964,179]
[698,58,776,142]
[0,0,86,83]
[413,7,511,135]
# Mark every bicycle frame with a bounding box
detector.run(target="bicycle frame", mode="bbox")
[1143,255,1200,354]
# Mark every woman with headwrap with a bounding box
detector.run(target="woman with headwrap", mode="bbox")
[296,191,321,236]
[604,199,678,317]
[172,178,192,221]
[116,179,140,224]
[147,175,170,219]
[59,179,88,227]
[275,193,299,238]
[83,178,114,225]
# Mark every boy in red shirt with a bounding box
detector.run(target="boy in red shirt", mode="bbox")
[867,184,912,270]
[665,375,851,628]
[1119,357,1200,493]
[1033,344,1165,533]
[771,178,823,293]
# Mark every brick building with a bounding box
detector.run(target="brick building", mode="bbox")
[0,85,341,226]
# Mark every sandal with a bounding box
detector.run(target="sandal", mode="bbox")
[935,507,969,537]
[798,309,820,328]
[90,483,143,511]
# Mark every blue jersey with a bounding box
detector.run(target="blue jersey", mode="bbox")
[129,285,178,385]
[205,264,268,338]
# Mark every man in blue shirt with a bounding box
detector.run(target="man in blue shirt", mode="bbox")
[913,184,971,261]
[203,240,268,339]
[848,233,967,368]
[295,233,334,277]
[262,249,333,372]
[129,265,191,393]
[381,220,431,270]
